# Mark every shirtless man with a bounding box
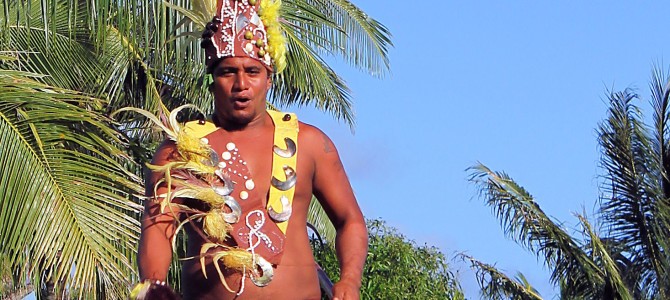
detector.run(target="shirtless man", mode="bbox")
[136,1,367,299]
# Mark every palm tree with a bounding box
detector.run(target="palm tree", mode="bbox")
[0,64,143,298]
[0,0,391,298]
[465,68,670,299]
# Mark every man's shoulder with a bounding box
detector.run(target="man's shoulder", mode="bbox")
[265,109,325,140]
[296,121,340,162]
[297,121,327,141]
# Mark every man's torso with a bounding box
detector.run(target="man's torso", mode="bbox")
[177,115,321,299]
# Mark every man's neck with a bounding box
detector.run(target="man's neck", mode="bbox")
[213,111,271,134]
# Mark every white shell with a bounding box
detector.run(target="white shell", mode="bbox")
[245,179,255,190]
[200,137,209,144]
[218,162,227,168]
[226,142,236,151]
[222,151,232,160]
[240,191,249,200]
[245,43,253,53]
[268,195,292,222]
[222,196,241,223]
[250,255,274,286]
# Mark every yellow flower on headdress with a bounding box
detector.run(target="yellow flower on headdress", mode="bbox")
[259,0,287,73]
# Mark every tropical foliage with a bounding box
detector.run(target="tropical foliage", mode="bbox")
[313,219,465,300]
[0,65,143,299]
[0,0,391,298]
[466,69,670,299]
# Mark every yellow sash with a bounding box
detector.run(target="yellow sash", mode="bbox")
[266,110,298,234]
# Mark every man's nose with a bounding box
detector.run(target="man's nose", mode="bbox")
[233,73,249,90]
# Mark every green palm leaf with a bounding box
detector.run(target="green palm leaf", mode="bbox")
[1,25,99,92]
[576,214,632,299]
[273,26,354,125]
[307,196,336,244]
[468,164,613,299]
[598,85,670,297]
[461,254,542,300]
[0,70,142,298]
[468,68,670,299]
[294,0,392,76]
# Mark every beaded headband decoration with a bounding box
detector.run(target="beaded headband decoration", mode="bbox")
[199,0,287,73]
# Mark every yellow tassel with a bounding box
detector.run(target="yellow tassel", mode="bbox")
[181,161,218,175]
[220,249,255,271]
[203,210,233,241]
[175,130,218,175]
[195,188,227,207]
[176,130,209,157]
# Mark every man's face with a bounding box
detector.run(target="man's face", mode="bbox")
[211,57,272,126]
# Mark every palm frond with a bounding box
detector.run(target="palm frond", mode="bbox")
[101,26,163,113]
[650,67,670,196]
[307,196,336,244]
[597,87,670,296]
[576,213,633,299]
[460,254,542,300]
[0,70,142,299]
[1,21,100,92]
[272,26,354,126]
[290,0,392,77]
[468,163,605,298]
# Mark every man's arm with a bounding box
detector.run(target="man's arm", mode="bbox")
[308,126,367,300]
[137,141,180,281]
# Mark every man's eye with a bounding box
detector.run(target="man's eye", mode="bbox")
[216,68,235,76]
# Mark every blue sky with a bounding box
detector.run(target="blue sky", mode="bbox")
[294,1,670,298]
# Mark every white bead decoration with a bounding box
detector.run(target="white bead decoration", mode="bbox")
[245,179,255,190]
[222,151,232,160]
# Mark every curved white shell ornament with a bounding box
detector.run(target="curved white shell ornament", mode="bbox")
[214,170,235,196]
[270,166,296,191]
[268,195,292,222]
[272,137,296,158]
[222,196,242,223]
[250,255,274,287]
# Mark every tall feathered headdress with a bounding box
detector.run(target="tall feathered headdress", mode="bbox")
[167,0,287,73]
